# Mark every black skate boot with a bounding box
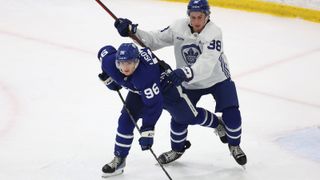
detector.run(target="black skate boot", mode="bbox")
[157,141,191,164]
[102,156,126,177]
[214,117,228,143]
[229,145,247,166]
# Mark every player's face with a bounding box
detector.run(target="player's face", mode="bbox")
[189,12,208,33]
[117,59,138,76]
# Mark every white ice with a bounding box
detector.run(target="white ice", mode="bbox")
[0,0,320,180]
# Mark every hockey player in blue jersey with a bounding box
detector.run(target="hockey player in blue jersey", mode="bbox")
[114,0,247,166]
[97,43,227,177]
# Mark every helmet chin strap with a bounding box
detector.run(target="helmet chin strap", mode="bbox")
[205,15,210,23]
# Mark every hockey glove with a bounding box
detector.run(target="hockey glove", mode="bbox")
[138,128,154,151]
[114,18,138,37]
[168,67,193,86]
[98,72,122,91]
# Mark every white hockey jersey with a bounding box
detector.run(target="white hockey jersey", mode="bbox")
[135,18,230,90]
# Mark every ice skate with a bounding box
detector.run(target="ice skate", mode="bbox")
[157,141,191,164]
[102,156,126,178]
[214,116,228,143]
[158,150,184,164]
[229,145,247,166]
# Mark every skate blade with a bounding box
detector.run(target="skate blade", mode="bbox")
[241,165,246,170]
[102,169,124,178]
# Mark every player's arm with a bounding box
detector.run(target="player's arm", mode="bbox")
[98,48,123,91]
[113,17,174,51]
[100,57,124,91]
[135,26,174,51]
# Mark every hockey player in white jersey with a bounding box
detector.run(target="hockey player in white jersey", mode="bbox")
[114,0,247,166]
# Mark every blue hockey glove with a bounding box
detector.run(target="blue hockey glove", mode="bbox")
[138,129,154,151]
[168,67,193,86]
[114,18,138,37]
[98,73,122,91]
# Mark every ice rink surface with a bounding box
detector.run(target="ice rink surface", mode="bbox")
[0,0,320,179]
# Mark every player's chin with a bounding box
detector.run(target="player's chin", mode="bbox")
[123,71,132,76]
[193,26,203,32]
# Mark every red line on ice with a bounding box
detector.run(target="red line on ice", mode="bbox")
[234,48,320,108]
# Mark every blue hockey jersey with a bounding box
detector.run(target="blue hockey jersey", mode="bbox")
[101,48,166,130]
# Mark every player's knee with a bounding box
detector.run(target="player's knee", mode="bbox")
[222,107,241,128]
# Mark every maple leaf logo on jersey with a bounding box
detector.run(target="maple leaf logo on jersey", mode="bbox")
[181,44,201,66]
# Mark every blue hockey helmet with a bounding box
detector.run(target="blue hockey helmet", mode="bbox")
[187,0,210,16]
[115,43,140,70]
[116,43,139,61]
[97,45,117,62]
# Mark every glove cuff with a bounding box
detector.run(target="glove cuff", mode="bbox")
[99,73,114,85]
[141,130,154,138]
[103,76,114,86]
[129,24,138,34]
[181,67,193,81]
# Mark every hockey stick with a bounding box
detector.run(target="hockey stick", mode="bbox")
[95,0,172,72]
[116,90,173,180]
